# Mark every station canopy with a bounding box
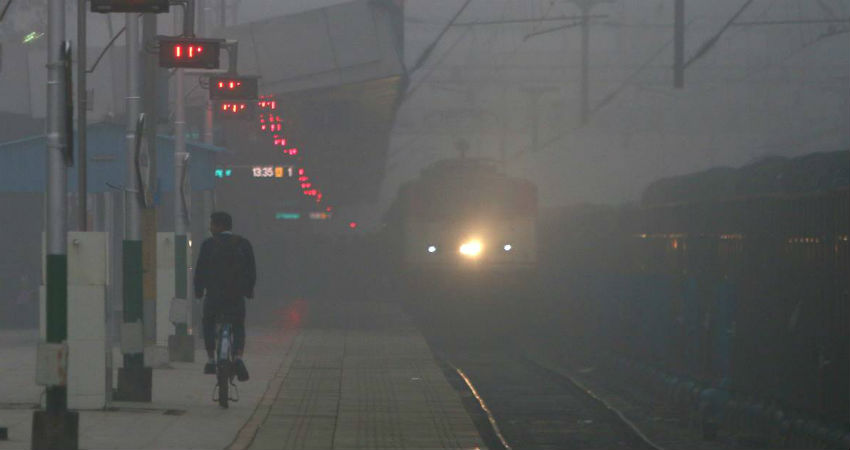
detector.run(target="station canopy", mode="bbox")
[216,0,407,205]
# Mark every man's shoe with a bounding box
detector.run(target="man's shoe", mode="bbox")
[204,361,216,375]
[235,359,250,382]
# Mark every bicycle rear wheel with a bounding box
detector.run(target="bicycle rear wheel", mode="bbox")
[217,365,229,408]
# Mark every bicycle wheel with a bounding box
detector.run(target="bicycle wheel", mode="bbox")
[217,363,229,408]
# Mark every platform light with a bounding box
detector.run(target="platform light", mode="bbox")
[257,98,277,110]
[22,31,44,44]
[214,168,234,178]
[427,245,437,254]
[503,244,512,252]
[216,102,254,120]
[209,76,259,100]
[158,37,222,69]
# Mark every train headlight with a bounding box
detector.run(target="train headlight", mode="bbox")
[459,240,483,258]
[503,244,512,252]
[427,245,437,254]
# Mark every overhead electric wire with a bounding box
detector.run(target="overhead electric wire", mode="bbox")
[453,14,605,27]
[0,0,13,23]
[407,0,473,76]
[87,26,126,73]
[508,19,696,160]
[684,0,756,69]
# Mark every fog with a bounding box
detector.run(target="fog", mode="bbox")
[0,2,849,448]
[378,0,849,207]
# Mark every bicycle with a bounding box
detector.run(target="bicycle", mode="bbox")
[212,315,240,408]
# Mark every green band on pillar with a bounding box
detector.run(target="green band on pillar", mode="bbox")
[175,234,187,299]
[45,254,68,344]
[175,234,188,337]
[123,240,144,323]
[45,254,68,412]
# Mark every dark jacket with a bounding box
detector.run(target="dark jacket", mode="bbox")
[194,233,256,305]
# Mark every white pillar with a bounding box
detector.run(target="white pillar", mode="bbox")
[66,232,109,410]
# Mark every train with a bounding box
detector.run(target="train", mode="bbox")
[383,157,538,331]
[384,157,537,272]
[536,149,850,430]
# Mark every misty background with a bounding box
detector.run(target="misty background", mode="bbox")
[0,0,847,211]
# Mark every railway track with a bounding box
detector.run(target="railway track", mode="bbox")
[434,348,664,450]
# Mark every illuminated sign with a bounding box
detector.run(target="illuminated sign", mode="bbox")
[214,169,233,178]
[309,212,331,220]
[252,166,294,178]
[257,97,277,110]
[275,213,301,220]
[261,115,283,133]
[209,76,259,100]
[158,37,222,69]
[216,102,254,119]
[214,166,295,179]
[91,0,169,13]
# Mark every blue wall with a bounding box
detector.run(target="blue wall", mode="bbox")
[0,122,223,194]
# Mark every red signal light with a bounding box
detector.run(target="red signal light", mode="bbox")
[216,102,253,119]
[348,222,357,229]
[209,76,258,100]
[159,37,221,69]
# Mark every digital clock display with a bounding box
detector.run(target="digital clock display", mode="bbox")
[252,166,294,178]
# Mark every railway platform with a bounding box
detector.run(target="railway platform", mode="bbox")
[0,300,486,450]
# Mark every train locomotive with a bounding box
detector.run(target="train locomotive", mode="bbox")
[384,157,538,327]
[386,158,537,271]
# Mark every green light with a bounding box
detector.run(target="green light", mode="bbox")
[214,169,224,178]
[275,213,301,220]
[225,169,232,177]
[23,32,44,44]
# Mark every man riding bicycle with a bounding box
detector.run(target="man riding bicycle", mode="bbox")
[194,211,256,381]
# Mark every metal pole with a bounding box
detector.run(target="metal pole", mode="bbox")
[579,7,590,124]
[141,11,159,357]
[674,0,685,88]
[204,100,214,144]
[123,11,144,368]
[198,0,205,36]
[174,8,191,339]
[77,0,87,231]
[175,70,187,235]
[201,0,214,145]
[220,0,225,27]
[45,0,68,414]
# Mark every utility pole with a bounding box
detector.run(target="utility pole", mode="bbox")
[200,0,215,145]
[115,11,152,402]
[522,87,556,152]
[220,0,226,27]
[141,9,159,362]
[77,0,87,231]
[32,0,78,446]
[674,0,685,88]
[169,0,196,361]
[567,0,613,125]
